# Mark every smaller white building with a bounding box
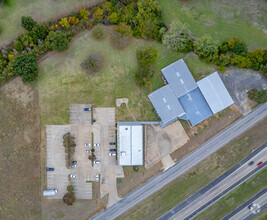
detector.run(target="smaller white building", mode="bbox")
[117,123,143,166]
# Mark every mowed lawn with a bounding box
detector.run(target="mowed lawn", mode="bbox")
[159,0,267,49]
[37,27,189,127]
[0,0,97,45]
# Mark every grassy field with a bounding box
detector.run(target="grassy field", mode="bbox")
[0,0,101,45]
[0,78,40,219]
[116,118,267,220]
[36,27,188,128]
[196,167,267,220]
[159,0,267,49]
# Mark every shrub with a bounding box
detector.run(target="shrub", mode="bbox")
[163,21,193,52]
[194,34,219,61]
[137,46,159,67]
[92,24,106,39]
[67,185,74,193]
[45,30,69,51]
[59,17,70,29]
[112,22,133,49]
[247,89,267,104]
[21,16,37,31]
[79,8,89,20]
[81,54,102,72]
[0,0,8,5]
[68,16,79,25]
[13,54,38,82]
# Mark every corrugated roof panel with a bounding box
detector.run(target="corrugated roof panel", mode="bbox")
[197,72,234,114]
[148,85,185,125]
[161,59,198,97]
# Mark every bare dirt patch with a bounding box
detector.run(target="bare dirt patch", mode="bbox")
[0,77,41,219]
[171,105,242,162]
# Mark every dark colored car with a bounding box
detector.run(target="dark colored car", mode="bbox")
[109,142,116,145]
[257,162,263,167]
[109,149,116,152]
[92,119,96,122]
[72,161,77,165]
[84,108,91,111]
[46,167,54,171]
[248,161,254,166]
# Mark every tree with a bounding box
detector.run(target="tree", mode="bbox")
[93,8,103,21]
[109,12,119,24]
[13,54,38,82]
[163,21,193,52]
[14,41,24,52]
[194,34,219,61]
[21,16,37,31]
[79,8,89,20]
[63,185,76,206]
[28,24,49,44]
[135,46,159,87]
[115,22,133,37]
[248,89,267,104]
[45,31,69,52]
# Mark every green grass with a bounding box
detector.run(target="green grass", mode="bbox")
[36,27,186,128]
[196,167,267,220]
[184,53,217,80]
[116,119,267,220]
[159,0,267,50]
[0,0,98,45]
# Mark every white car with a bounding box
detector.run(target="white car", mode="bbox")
[96,174,100,182]
[70,174,77,178]
[71,164,77,168]
[84,143,91,147]
[85,150,92,154]
[109,152,116,157]
[94,160,101,164]
[94,143,100,147]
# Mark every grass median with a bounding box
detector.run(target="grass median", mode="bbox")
[116,118,267,220]
[196,167,267,220]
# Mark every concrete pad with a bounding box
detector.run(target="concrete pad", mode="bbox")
[115,165,125,178]
[70,104,91,125]
[161,155,175,171]
[145,121,189,169]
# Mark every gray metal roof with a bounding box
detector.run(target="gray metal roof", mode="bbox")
[197,72,234,114]
[148,85,185,125]
[161,59,198,97]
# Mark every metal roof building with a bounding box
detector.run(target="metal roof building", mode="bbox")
[197,72,234,114]
[148,59,234,127]
[117,124,143,166]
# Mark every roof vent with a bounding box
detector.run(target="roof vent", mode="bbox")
[180,79,184,84]
[163,98,166,103]
[167,105,171,110]
[121,151,126,157]
[196,111,200,115]
[125,128,128,130]
[188,94,192,100]
[176,72,180,77]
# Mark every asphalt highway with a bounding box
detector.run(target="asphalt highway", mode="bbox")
[164,148,267,219]
[91,103,267,220]
[158,142,267,220]
[223,188,267,220]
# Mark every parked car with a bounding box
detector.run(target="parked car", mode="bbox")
[257,162,263,167]
[72,161,77,165]
[248,161,254,166]
[85,150,92,154]
[46,167,54,171]
[109,142,116,145]
[96,174,100,182]
[109,152,116,157]
[84,143,91,147]
[94,160,101,164]
[109,149,116,152]
[248,203,256,210]
[84,108,91,111]
[92,119,96,122]
[71,164,77,168]
[70,174,77,178]
[94,143,100,147]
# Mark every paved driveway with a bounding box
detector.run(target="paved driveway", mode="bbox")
[70,104,92,124]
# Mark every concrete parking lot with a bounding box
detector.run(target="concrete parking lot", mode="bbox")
[46,105,119,203]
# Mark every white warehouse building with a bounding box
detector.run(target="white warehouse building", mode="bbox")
[117,122,143,166]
